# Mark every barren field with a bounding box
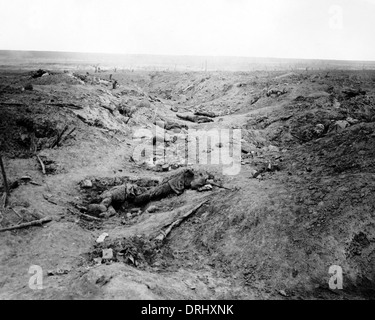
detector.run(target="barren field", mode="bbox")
[1,67,375,300]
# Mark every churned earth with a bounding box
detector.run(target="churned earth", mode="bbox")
[0,67,374,299]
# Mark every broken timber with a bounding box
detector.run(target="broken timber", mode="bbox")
[0,156,10,207]
[0,217,52,232]
[36,155,46,174]
[154,201,207,241]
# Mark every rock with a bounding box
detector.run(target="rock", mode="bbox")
[314,124,325,135]
[279,290,288,297]
[106,206,117,217]
[102,248,113,260]
[267,163,280,172]
[131,208,140,213]
[170,164,180,170]
[241,142,256,154]
[47,269,69,276]
[216,142,223,148]
[268,145,280,152]
[81,179,93,189]
[126,212,132,219]
[329,120,350,133]
[162,164,170,171]
[346,117,359,125]
[146,205,158,213]
[96,232,109,243]
[171,106,178,112]
[198,184,213,192]
[87,204,107,216]
[249,169,260,178]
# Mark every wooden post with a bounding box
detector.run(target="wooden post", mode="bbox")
[0,155,10,197]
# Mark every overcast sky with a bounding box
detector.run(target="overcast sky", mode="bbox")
[0,0,374,60]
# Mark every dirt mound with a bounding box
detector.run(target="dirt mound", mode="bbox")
[1,68,375,300]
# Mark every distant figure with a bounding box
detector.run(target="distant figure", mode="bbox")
[112,80,118,89]
[109,74,112,80]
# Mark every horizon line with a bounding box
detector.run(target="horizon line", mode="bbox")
[1,49,374,64]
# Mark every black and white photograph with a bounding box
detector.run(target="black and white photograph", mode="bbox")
[0,0,374,303]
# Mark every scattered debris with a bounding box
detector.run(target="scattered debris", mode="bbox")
[342,88,366,98]
[31,69,48,78]
[266,88,287,97]
[278,290,288,297]
[194,111,216,118]
[96,232,109,243]
[80,179,93,189]
[47,269,70,276]
[176,113,214,123]
[197,184,213,192]
[154,201,207,241]
[36,155,46,174]
[329,120,350,133]
[0,216,52,232]
[43,194,58,205]
[146,205,158,213]
[102,248,114,260]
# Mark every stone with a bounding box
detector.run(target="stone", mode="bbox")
[314,124,325,135]
[146,205,158,213]
[268,145,280,152]
[346,117,359,125]
[279,290,288,297]
[241,142,256,154]
[249,169,259,178]
[102,248,113,260]
[198,184,213,192]
[106,206,116,217]
[330,120,350,132]
[162,164,170,171]
[87,204,107,215]
[96,232,109,243]
[81,179,93,189]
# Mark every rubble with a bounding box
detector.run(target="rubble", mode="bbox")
[329,120,350,133]
[96,232,109,243]
[342,88,366,98]
[176,113,214,123]
[266,88,287,97]
[80,179,93,189]
[102,248,114,260]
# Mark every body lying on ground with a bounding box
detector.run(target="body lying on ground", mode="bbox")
[87,169,210,218]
